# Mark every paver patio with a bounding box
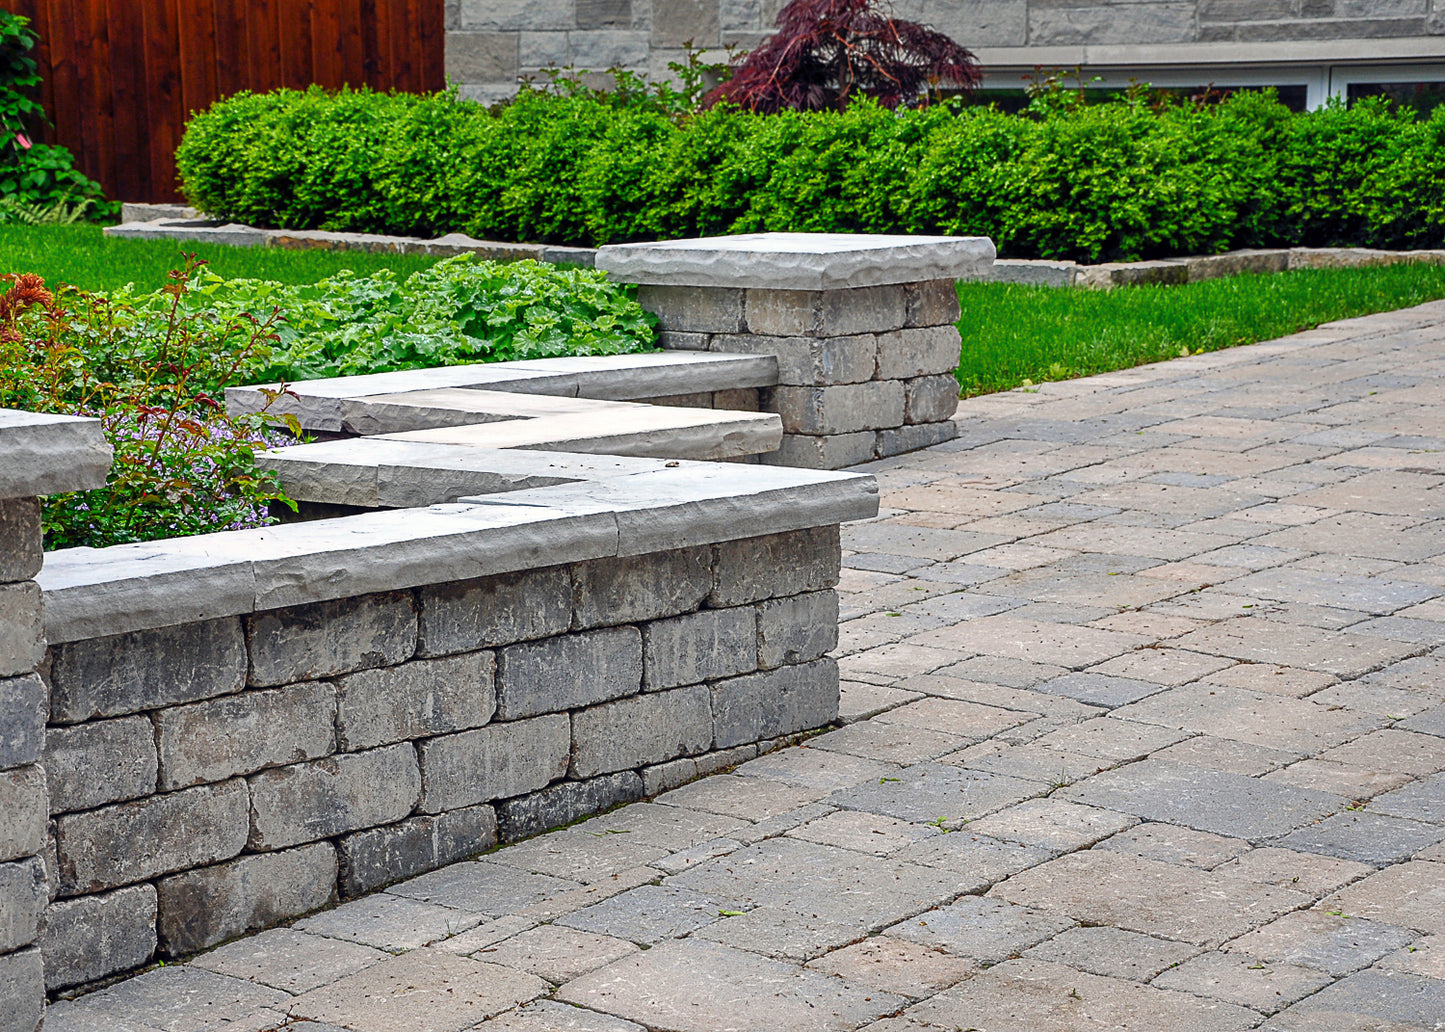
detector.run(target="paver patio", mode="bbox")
[46,301,1445,1031]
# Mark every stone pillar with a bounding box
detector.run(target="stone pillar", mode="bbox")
[595,232,994,469]
[0,410,110,1032]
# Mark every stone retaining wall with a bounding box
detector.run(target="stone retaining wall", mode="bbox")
[36,526,842,990]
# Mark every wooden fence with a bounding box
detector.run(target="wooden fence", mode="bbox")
[9,0,444,203]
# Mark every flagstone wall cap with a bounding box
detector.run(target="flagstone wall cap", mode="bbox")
[595,233,996,290]
[0,408,112,498]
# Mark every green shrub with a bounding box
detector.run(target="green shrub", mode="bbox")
[177,85,1445,262]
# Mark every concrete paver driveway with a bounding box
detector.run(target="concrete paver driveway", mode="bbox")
[50,302,1445,1031]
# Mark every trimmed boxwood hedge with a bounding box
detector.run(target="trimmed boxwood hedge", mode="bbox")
[176,86,1445,264]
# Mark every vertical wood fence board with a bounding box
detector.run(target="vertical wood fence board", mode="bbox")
[8,0,445,202]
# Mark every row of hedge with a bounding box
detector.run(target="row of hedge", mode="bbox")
[176,87,1445,263]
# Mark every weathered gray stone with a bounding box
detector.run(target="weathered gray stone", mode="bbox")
[339,805,498,897]
[44,715,156,814]
[556,883,723,944]
[757,590,839,670]
[598,233,994,292]
[417,714,569,814]
[53,963,289,1030]
[643,607,757,690]
[189,926,386,995]
[711,657,840,749]
[0,765,45,863]
[765,431,878,470]
[571,684,712,777]
[769,381,905,435]
[156,680,336,790]
[417,566,571,656]
[636,284,745,333]
[248,746,421,851]
[48,617,246,723]
[904,278,963,327]
[712,526,841,606]
[246,591,417,687]
[156,843,337,955]
[55,779,249,895]
[990,258,1079,287]
[0,673,44,769]
[891,895,1074,962]
[877,325,963,380]
[708,332,876,386]
[445,30,518,80]
[1271,811,1445,865]
[0,409,110,499]
[0,857,46,952]
[876,420,958,458]
[1185,249,1291,281]
[746,284,909,338]
[905,373,961,424]
[38,884,157,991]
[496,627,643,720]
[336,652,493,751]
[572,547,712,629]
[0,947,43,1032]
[0,498,41,583]
[496,771,645,842]
[0,582,42,679]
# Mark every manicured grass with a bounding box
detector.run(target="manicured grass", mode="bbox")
[3,225,442,291]
[955,263,1445,397]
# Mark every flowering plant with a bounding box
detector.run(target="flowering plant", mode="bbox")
[0,261,298,548]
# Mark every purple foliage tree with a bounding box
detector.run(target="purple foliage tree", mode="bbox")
[705,0,981,113]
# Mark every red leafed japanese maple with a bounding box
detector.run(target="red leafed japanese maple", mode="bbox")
[705,0,981,113]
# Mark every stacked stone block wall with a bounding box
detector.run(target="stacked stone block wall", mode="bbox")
[35,525,842,992]
[0,499,47,1032]
[642,279,962,469]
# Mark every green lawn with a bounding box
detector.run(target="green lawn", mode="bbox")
[4,224,442,291]
[955,262,1445,397]
[10,226,1445,400]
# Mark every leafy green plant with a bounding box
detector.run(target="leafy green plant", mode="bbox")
[0,192,95,225]
[0,264,295,549]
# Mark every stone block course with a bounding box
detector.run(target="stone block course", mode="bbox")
[877,421,958,458]
[38,884,157,991]
[48,617,246,723]
[637,284,745,334]
[0,498,41,583]
[642,607,757,690]
[417,566,571,656]
[877,325,963,381]
[246,591,417,687]
[497,771,645,842]
[570,683,713,777]
[712,526,841,607]
[765,431,878,470]
[0,582,43,680]
[0,857,46,953]
[55,779,249,895]
[497,627,643,720]
[0,674,44,769]
[758,591,839,669]
[768,381,906,435]
[0,948,43,1032]
[156,680,336,790]
[43,716,156,814]
[905,373,962,425]
[712,657,841,749]
[708,333,876,386]
[0,766,46,863]
[247,745,421,851]
[339,805,498,897]
[156,843,337,955]
[418,713,570,813]
[745,285,908,337]
[336,652,493,750]
[904,278,963,328]
[572,547,712,629]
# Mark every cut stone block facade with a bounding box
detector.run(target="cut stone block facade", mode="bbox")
[36,527,844,991]
[0,412,109,1032]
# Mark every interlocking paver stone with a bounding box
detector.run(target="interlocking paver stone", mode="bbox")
[1062,758,1344,840]
[69,300,1445,1032]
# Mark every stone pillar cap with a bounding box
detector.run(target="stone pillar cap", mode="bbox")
[0,408,112,499]
[596,232,995,291]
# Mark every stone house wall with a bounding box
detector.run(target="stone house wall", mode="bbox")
[446,0,1445,105]
[36,526,842,992]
